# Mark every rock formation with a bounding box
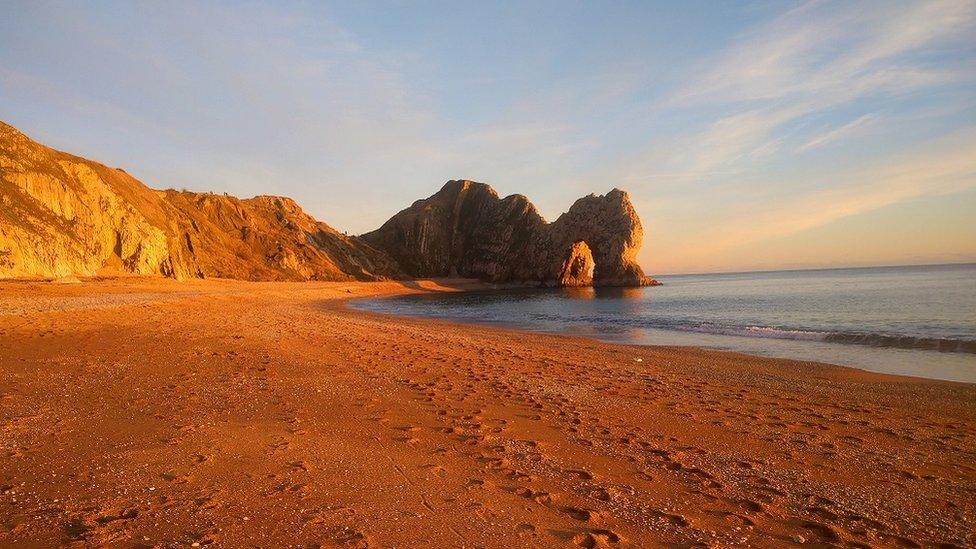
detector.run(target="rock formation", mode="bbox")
[362,180,655,287]
[0,121,400,281]
[1,122,654,286]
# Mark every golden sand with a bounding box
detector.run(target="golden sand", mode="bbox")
[1,278,973,547]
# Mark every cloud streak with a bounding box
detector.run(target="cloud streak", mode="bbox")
[613,0,976,271]
[676,0,974,107]
[651,128,976,270]
[723,135,975,243]
[797,114,877,152]
[668,0,972,167]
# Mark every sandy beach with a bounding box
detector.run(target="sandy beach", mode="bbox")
[1,278,974,548]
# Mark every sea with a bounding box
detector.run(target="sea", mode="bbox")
[351,263,976,383]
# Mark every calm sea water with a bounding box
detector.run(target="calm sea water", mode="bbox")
[352,264,976,383]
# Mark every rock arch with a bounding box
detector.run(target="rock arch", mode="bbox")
[543,189,651,287]
[362,181,655,287]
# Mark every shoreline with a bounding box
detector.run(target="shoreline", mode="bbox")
[2,278,974,546]
[5,273,974,387]
[9,273,969,386]
[343,298,972,388]
[4,274,974,391]
[346,284,976,386]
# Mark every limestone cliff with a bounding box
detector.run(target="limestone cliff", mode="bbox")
[361,180,656,287]
[0,121,401,281]
[1,122,654,286]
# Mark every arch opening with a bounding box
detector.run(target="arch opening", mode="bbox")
[558,240,594,287]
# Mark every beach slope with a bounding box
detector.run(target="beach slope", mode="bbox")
[1,279,973,547]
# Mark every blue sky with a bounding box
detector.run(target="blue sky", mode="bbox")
[2,0,974,273]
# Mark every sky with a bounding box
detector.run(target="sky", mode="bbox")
[2,1,975,274]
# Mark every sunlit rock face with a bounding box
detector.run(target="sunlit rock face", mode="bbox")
[558,241,594,287]
[546,188,654,287]
[1,122,654,286]
[0,121,402,281]
[362,180,656,287]
[0,122,177,279]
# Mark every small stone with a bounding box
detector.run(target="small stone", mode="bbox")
[791,534,806,544]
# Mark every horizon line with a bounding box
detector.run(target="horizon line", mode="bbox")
[655,261,976,278]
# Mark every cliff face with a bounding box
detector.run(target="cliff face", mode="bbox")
[0,122,653,286]
[0,122,401,281]
[361,181,544,279]
[362,180,655,287]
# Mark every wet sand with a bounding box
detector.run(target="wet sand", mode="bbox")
[1,278,974,547]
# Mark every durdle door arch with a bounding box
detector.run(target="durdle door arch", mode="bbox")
[544,189,653,287]
[361,180,656,288]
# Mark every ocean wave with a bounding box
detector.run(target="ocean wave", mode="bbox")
[822,332,976,354]
[357,300,976,355]
[662,322,976,354]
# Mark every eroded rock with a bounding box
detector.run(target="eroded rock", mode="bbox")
[362,180,656,287]
[1,122,655,287]
[0,121,401,281]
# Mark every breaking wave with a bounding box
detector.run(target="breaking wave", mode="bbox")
[640,321,976,354]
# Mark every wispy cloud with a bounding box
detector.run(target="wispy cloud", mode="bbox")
[652,128,976,269]
[614,0,976,272]
[652,0,975,178]
[797,114,877,152]
[676,0,974,107]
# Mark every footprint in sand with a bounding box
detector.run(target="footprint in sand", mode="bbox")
[159,471,192,484]
[420,464,448,478]
[650,509,689,527]
[736,498,765,513]
[396,436,421,445]
[92,507,139,525]
[465,478,494,491]
[572,529,624,547]
[325,525,374,547]
[562,506,605,522]
[564,468,596,481]
[515,487,559,506]
[588,487,616,502]
[794,519,842,543]
[193,490,221,511]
